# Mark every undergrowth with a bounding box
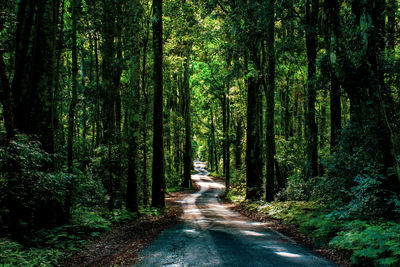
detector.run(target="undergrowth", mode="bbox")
[227,191,400,266]
[0,206,163,266]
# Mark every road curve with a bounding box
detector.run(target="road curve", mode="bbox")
[137,161,336,267]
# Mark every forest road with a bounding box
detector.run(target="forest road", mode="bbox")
[136,161,336,267]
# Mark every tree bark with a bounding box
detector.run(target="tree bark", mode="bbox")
[141,8,151,207]
[65,0,79,223]
[234,115,243,170]
[246,74,262,200]
[68,0,78,172]
[265,0,275,202]
[182,45,192,188]
[152,0,165,208]
[305,0,319,179]
[126,0,141,213]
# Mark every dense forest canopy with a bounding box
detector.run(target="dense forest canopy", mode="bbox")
[0,0,400,265]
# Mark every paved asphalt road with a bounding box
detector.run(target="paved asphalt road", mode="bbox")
[137,161,336,267]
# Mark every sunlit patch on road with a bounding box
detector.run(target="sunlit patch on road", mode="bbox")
[275,251,303,258]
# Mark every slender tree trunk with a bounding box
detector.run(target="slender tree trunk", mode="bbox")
[235,115,243,170]
[126,0,141,212]
[94,33,101,146]
[0,49,14,138]
[182,46,192,188]
[326,0,342,150]
[387,0,396,51]
[68,0,78,173]
[305,0,319,179]
[152,0,165,208]
[225,96,231,191]
[141,9,151,207]
[53,0,65,150]
[246,69,262,200]
[211,113,218,173]
[265,0,275,202]
[102,0,117,210]
[65,0,78,222]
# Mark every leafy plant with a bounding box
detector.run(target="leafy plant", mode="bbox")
[0,238,64,266]
[0,135,69,237]
[329,221,400,266]
[71,206,111,232]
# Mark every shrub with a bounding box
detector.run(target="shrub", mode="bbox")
[300,215,343,246]
[0,238,64,266]
[283,174,308,201]
[0,135,69,238]
[329,221,400,266]
[70,206,111,232]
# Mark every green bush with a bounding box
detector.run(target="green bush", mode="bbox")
[329,221,400,266]
[109,209,138,224]
[299,215,343,246]
[71,206,111,232]
[74,170,108,209]
[89,144,127,207]
[283,174,308,201]
[0,135,69,237]
[0,238,64,266]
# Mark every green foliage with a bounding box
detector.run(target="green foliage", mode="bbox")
[299,215,343,246]
[281,174,308,201]
[109,209,138,224]
[74,170,108,209]
[31,225,86,251]
[89,144,126,207]
[71,206,111,232]
[0,135,69,236]
[329,221,400,266]
[209,171,223,179]
[0,238,64,266]
[315,154,400,219]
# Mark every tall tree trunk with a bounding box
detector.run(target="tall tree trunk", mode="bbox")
[11,1,35,136]
[0,49,14,138]
[366,0,400,189]
[182,46,192,188]
[65,0,79,223]
[386,0,397,51]
[265,0,275,202]
[326,0,342,150]
[94,33,102,146]
[305,0,319,179]
[68,0,78,172]
[141,8,151,207]
[211,113,218,173]
[53,0,65,150]
[225,96,231,191]
[126,0,141,212]
[0,0,14,138]
[246,70,262,200]
[152,0,165,208]
[102,0,117,210]
[235,115,243,170]
[10,0,57,153]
